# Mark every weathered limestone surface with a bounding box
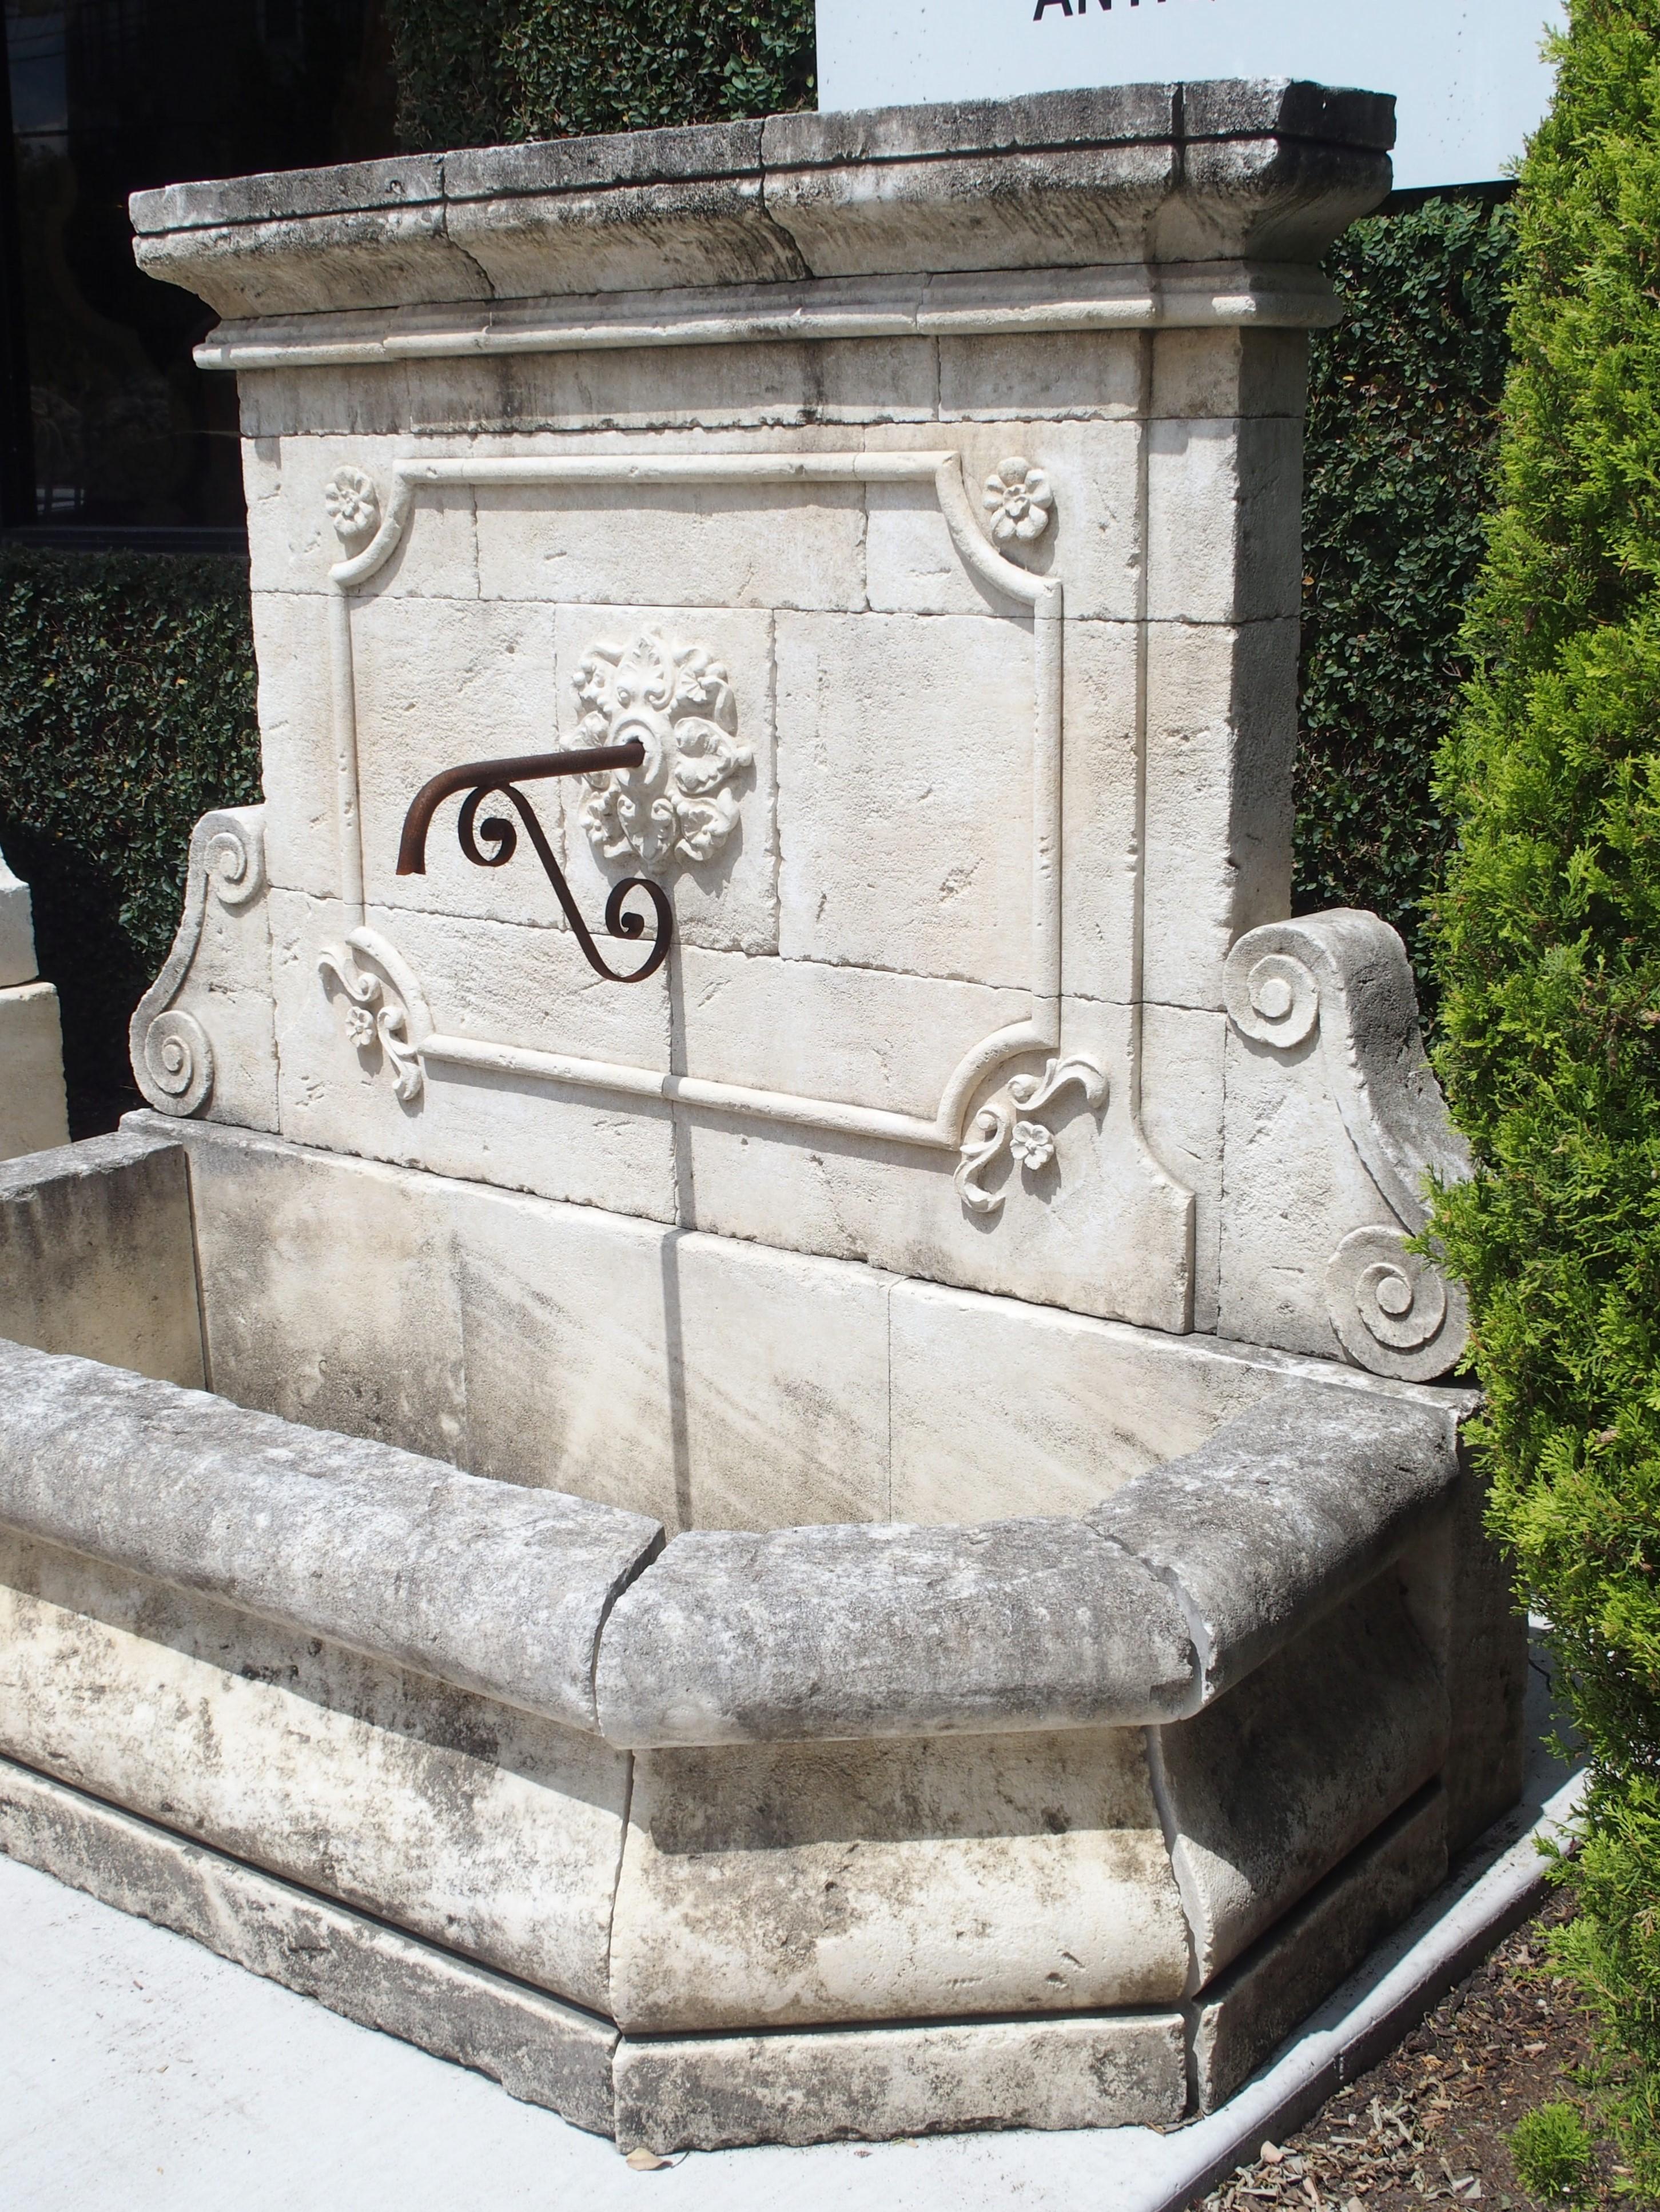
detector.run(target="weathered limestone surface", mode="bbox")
[0,1528,632,2006]
[611,1728,1190,2029]
[0,846,70,1162]
[0,1754,622,2136]
[611,2011,1190,2152]
[1192,1783,1449,2111]
[0,1132,203,1385]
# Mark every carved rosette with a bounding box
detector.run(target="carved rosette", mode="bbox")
[983,457,1054,547]
[572,630,751,868]
[130,808,266,1118]
[324,467,380,550]
[955,1055,1108,1218]
[318,940,424,1103]
[1224,914,1473,1382]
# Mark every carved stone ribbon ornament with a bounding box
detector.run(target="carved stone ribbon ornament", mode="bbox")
[573,631,751,868]
[955,1054,1108,1217]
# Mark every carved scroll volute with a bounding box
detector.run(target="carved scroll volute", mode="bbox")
[130,807,267,1118]
[1224,911,1472,1383]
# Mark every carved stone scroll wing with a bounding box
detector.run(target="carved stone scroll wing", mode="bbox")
[130,807,266,1118]
[1224,910,1472,1381]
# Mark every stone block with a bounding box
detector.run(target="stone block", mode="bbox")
[775,609,1034,987]
[1140,1002,1228,1332]
[476,476,866,615]
[1141,618,1299,1013]
[1145,416,1303,626]
[0,981,70,1161]
[937,328,1143,423]
[1150,328,1308,424]
[0,1132,203,1386]
[1153,1573,1451,1985]
[1193,1783,1448,2110]
[1058,616,1141,1006]
[400,338,940,441]
[246,592,337,899]
[612,2008,1188,2151]
[0,1529,631,2008]
[887,1277,1284,1524]
[0,1752,620,2136]
[861,416,1143,624]
[242,435,478,599]
[670,1231,893,1528]
[448,1185,682,1523]
[608,1727,1191,2029]
[675,946,1029,1122]
[349,595,566,923]
[595,1515,1197,1747]
[177,1090,467,1452]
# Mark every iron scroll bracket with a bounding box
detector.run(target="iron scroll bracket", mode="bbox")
[396,743,672,984]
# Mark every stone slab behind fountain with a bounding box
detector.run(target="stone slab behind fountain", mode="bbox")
[0,83,1524,2153]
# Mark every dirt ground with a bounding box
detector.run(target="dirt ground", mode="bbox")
[1200,1896,1630,2212]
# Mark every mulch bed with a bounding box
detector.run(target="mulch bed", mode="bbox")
[1200,1897,1629,2212]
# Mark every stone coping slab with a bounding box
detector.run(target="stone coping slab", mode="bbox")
[128,79,1395,321]
[0,1328,1468,1747]
[0,1337,663,1736]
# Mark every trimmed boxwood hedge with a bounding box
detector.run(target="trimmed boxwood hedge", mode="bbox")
[1428,0,1660,2179]
[0,548,260,1128]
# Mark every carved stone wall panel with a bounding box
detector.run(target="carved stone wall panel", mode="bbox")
[552,604,777,958]
[774,609,1036,989]
[475,477,869,613]
[1144,414,1304,628]
[676,949,1029,1124]
[248,592,339,902]
[347,597,563,926]
[680,998,1191,1334]
[1139,1003,1228,1336]
[1141,618,1300,1014]
[862,416,1140,623]
[129,807,277,1133]
[242,435,478,600]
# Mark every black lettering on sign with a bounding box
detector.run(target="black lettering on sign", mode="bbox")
[1035,0,1169,14]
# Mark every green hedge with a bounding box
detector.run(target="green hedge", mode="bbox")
[0,550,260,1128]
[1295,195,1515,995]
[384,0,814,150]
[1428,0,1660,2180]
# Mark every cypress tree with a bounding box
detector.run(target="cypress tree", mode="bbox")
[1431,0,1660,2171]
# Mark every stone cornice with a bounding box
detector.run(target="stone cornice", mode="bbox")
[132,78,1393,329]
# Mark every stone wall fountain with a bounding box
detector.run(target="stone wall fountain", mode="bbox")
[0,82,1523,2153]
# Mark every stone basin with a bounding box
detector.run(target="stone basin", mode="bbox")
[0,79,1523,2154]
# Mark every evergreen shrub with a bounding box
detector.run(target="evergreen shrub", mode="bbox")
[1429,0,1660,2178]
[0,549,261,1126]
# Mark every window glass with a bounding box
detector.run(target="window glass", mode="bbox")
[2,0,395,530]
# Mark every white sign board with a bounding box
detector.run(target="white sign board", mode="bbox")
[816,0,1563,190]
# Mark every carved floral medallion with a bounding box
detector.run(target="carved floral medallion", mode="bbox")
[572,630,751,868]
